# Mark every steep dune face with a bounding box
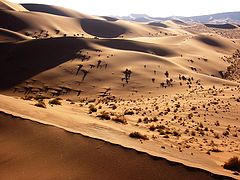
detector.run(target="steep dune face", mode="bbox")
[148,22,168,28]
[0,10,30,32]
[205,23,238,29]
[0,8,164,39]
[0,0,27,11]
[0,37,94,89]
[0,112,218,180]
[93,39,176,56]
[0,28,30,41]
[80,19,127,38]
[0,1,240,179]
[195,35,227,48]
[22,3,96,19]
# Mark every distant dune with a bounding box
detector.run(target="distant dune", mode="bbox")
[148,22,168,28]
[0,0,27,11]
[205,23,238,29]
[0,0,240,179]
[22,3,96,19]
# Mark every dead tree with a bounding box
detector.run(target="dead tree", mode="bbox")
[165,71,169,78]
[97,60,102,68]
[76,90,83,96]
[90,64,95,69]
[81,69,89,81]
[76,64,83,75]
[123,69,132,83]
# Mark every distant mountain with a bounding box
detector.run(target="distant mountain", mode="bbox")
[115,12,240,24]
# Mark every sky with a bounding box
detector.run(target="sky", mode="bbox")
[10,0,240,17]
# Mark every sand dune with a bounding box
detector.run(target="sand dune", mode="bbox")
[195,35,227,48]
[0,112,223,180]
[0,0,240,179]
[0,8,167,39]
[148,22,169,28]
[80,19,127,38]
[0,28,29,41]
[0,0,27,11]
[205,23,238,29]
[22,3,96,19]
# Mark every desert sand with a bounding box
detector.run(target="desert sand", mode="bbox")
[0,0,240,179]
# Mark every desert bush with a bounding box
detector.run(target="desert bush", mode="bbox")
[159,129,165,135]
[210,148,222,152]
[163,135,169,138]
[149,125,156,131]
[124,110,134,115]
[223,157,240,172]
[34,101,46,108]
[129,131,149,140]
[173,131,181,137]
[89,104,97,113]
[49,98,61,105]
[97,111,111,120]
[112,104,117,110]
[112,115,127,124]
[22,95,33,100]
[34,95,50,100]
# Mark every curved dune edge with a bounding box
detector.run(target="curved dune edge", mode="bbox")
[0,94,236,179]
[0,111,227,180]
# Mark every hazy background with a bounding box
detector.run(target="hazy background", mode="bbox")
[10,0,240,17]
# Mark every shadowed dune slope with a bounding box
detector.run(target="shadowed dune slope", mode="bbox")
[80,19,127,38]
[0,10,30,31]
[100,16,119,22]
[0,0,27,11]
[0,36,177,89]
[92,38,177,56]
[0,9,157,38]
[0,37,95,89]
[205,23,238,29]
[171,19,188,26]
[0,112,224,180]
[22,3,95,19]
[148,22,168,28]
[195,35,227,48]
[0,28,29,41]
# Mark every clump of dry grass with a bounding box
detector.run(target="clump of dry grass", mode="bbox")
[112,115,127,124]
[34,101,46,108]
[49,98,61,105]
[223,157,240,172]
[129,131,149,140]
[89,104,97,113]
[97,111,111,120]
[124,110,134,115]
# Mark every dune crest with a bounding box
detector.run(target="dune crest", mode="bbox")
[0,1,240,179]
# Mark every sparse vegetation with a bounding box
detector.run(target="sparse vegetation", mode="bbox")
[34,101,46,108]
[49,98,61,105]
[112,115,127,124]
[129,131,149,140]
[89,104,97,113]
[223,157,240,172]
[97,111,111,120]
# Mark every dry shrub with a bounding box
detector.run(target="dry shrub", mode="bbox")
[49,98,61,105]
[223,157,240,172]
[34,101,46,108]
[112,115,127,124]
[97,111,111,120]
[129,132,149,140]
